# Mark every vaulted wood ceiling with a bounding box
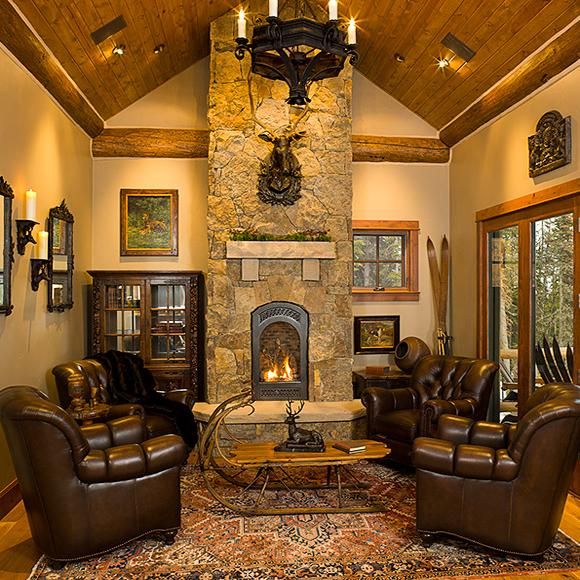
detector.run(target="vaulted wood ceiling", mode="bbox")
[11,0,579,129]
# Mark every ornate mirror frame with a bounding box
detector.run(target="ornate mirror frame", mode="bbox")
[47,200,74,312]
[0,177,14,316]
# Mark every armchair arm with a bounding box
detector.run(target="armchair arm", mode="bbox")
[158,389,195,407]
[421,398,477,436]
[77,434,187,484]
[361,387,419,437]
[413,437,518,481]
[81,416,146,450]
[107,403,145,419]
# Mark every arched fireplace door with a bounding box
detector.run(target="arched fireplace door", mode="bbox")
[251,301,309,401]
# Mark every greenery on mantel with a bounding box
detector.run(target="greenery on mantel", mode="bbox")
[231,229,331,242]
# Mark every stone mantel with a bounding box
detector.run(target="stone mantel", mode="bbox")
[226,241,336,259]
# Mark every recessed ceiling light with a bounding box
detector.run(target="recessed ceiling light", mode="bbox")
[112,44,125,56]
[394,53,405,62]
[154,44,165,54]
[437,58,450,69]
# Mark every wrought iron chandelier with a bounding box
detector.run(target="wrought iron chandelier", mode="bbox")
[235,0,359,106]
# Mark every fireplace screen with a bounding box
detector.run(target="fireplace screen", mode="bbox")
[251,302,308,401]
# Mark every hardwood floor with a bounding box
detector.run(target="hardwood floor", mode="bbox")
[0,495,578,579]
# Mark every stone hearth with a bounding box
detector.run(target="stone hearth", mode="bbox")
[202,2,357,439]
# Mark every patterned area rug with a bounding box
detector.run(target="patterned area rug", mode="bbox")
[30,463,579,579]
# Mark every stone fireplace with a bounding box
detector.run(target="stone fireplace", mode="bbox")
[199,1,364,440]
[252,301,308,401]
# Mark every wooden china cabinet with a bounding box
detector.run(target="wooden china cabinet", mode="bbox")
[88,271,205,401]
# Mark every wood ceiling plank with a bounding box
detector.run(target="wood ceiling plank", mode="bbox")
[12,0,116,117]
[402,0,505,116]
[428,0,577,127]
[0,0,103,136]
[87,0,150,102]
[439,21,580,146]
[383,0,466,97]
[64,0,137,113]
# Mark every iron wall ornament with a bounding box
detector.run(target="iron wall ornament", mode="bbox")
[528,110,572,178]
[257,132,303,206]
[0,176,14,315]
[235,12,358,106]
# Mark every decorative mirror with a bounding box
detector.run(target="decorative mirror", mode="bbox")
[47,200,74,312]
[0,177,14,316]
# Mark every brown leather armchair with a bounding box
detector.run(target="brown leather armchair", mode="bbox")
[53,358,195,440]
[0,386,187,567]
[412,383,580,556]
[362,355,499,465]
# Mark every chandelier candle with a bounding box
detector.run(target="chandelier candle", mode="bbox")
[348,18,356,45]
[237,9,247,40]
[328,0,338,20]
[269,0,278,17]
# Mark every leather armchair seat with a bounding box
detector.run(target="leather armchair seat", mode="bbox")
[362,355,499,465]
[0,386,188,566]
[52,358,195,441]
[412,383,580,556]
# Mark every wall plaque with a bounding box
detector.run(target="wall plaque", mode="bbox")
[528,110,571,178]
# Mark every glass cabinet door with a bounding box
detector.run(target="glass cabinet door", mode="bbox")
[150,283,187,361]
[103,283,142,354]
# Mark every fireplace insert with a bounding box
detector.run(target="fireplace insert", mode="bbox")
[251,301,308,401]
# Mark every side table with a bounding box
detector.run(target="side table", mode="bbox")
[352,370,411,398]
[67,403,111,426]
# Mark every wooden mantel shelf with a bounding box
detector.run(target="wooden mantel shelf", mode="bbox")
[226,241,336,260]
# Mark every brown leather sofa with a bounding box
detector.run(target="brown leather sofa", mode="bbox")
[412,383,580,556]
[53,358,195,440]
[0,386,187,567]
[362,355,499,465]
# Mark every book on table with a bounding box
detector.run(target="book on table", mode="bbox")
[332,440,368,453]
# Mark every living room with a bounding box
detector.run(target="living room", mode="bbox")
[0,0,578,578]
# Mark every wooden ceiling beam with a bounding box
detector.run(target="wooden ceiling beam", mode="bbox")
[439,22,580,147]
[0,1,104,137]
[92,128,450,164]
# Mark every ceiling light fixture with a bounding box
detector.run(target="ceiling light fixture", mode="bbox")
[394,53,405,63]
[153,44,165,54]
[437,57,450,69]
[112,44,125,56]
[234,0,359,106]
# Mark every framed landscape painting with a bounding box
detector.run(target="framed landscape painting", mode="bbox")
[354,315,400,354]
[120,189,178,256]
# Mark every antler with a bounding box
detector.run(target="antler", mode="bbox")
[247,70,279,137]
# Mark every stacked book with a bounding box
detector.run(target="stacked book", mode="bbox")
[332,440,367,454]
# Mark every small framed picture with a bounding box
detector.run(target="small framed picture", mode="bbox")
[354,315,400,354]
[120,189,178,256]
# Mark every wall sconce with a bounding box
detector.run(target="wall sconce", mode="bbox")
[30,230,49,292]
[16,188,38,255]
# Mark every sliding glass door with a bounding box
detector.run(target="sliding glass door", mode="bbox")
[480,194,579,421]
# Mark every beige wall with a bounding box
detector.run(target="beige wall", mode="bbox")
[0,47,93,489]
[450,65,580,357]
[92,158,208,272]
[352,163,450,368]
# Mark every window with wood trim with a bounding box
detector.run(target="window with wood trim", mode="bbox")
[352,220,419,302]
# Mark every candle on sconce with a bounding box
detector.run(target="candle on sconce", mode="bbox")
[237,8,247,39]
[269,0,278,17]
[37,230,48,260]
[25,189,37,221]
[328,0,338,21]
[348,18,357,45]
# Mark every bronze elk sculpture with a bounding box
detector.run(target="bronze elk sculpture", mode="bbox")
[275,400,325,453]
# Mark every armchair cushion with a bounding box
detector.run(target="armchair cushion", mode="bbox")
[78,434,187,484]
[375,409,421,442]
[81,416,146,449]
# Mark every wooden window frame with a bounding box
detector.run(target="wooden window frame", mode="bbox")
[352,220,419,302]
[476,178,580,413]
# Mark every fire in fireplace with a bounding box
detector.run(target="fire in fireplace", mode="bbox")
[251,302,308,401]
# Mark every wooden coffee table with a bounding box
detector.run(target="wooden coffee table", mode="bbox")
[203,439,390,515]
